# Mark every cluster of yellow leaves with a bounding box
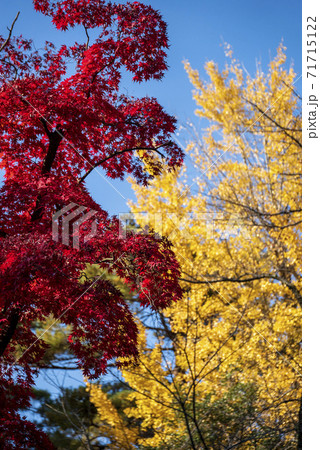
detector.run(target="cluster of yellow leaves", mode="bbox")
[86,382,138,450]
[136,147,163,177]
[90,44,301,449]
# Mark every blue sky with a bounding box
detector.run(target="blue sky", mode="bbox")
[1,0,301,215]
[1,0,301,398]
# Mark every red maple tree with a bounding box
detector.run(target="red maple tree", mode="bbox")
[0,1,183,447]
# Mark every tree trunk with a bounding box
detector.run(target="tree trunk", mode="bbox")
[297,398,302,449]
[0,309,20,357]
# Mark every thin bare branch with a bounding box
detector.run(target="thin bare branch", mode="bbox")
[0,11,20,53]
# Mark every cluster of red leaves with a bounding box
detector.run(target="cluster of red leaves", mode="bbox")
[0,1,183,447]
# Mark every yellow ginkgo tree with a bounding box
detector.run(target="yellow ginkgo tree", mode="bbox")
[89,44,301,449]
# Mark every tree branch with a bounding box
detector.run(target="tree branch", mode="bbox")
[281,80,302,101]
[0,11,20,53]
[30,126,64,222]
[78,144,168,184]
[245,97,302,148]
[0,308,20,358]
[179,273,302,306]
[84,26,90,50]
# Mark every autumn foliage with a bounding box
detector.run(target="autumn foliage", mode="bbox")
[89,45,301,449]
[0,1,183,447]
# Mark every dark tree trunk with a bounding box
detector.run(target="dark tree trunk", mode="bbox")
[0,309,20,357]
[297,398,302,449]
[31,128,63,222]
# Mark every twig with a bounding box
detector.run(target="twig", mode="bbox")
[84,26,90,50]
[0,11,20,52]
